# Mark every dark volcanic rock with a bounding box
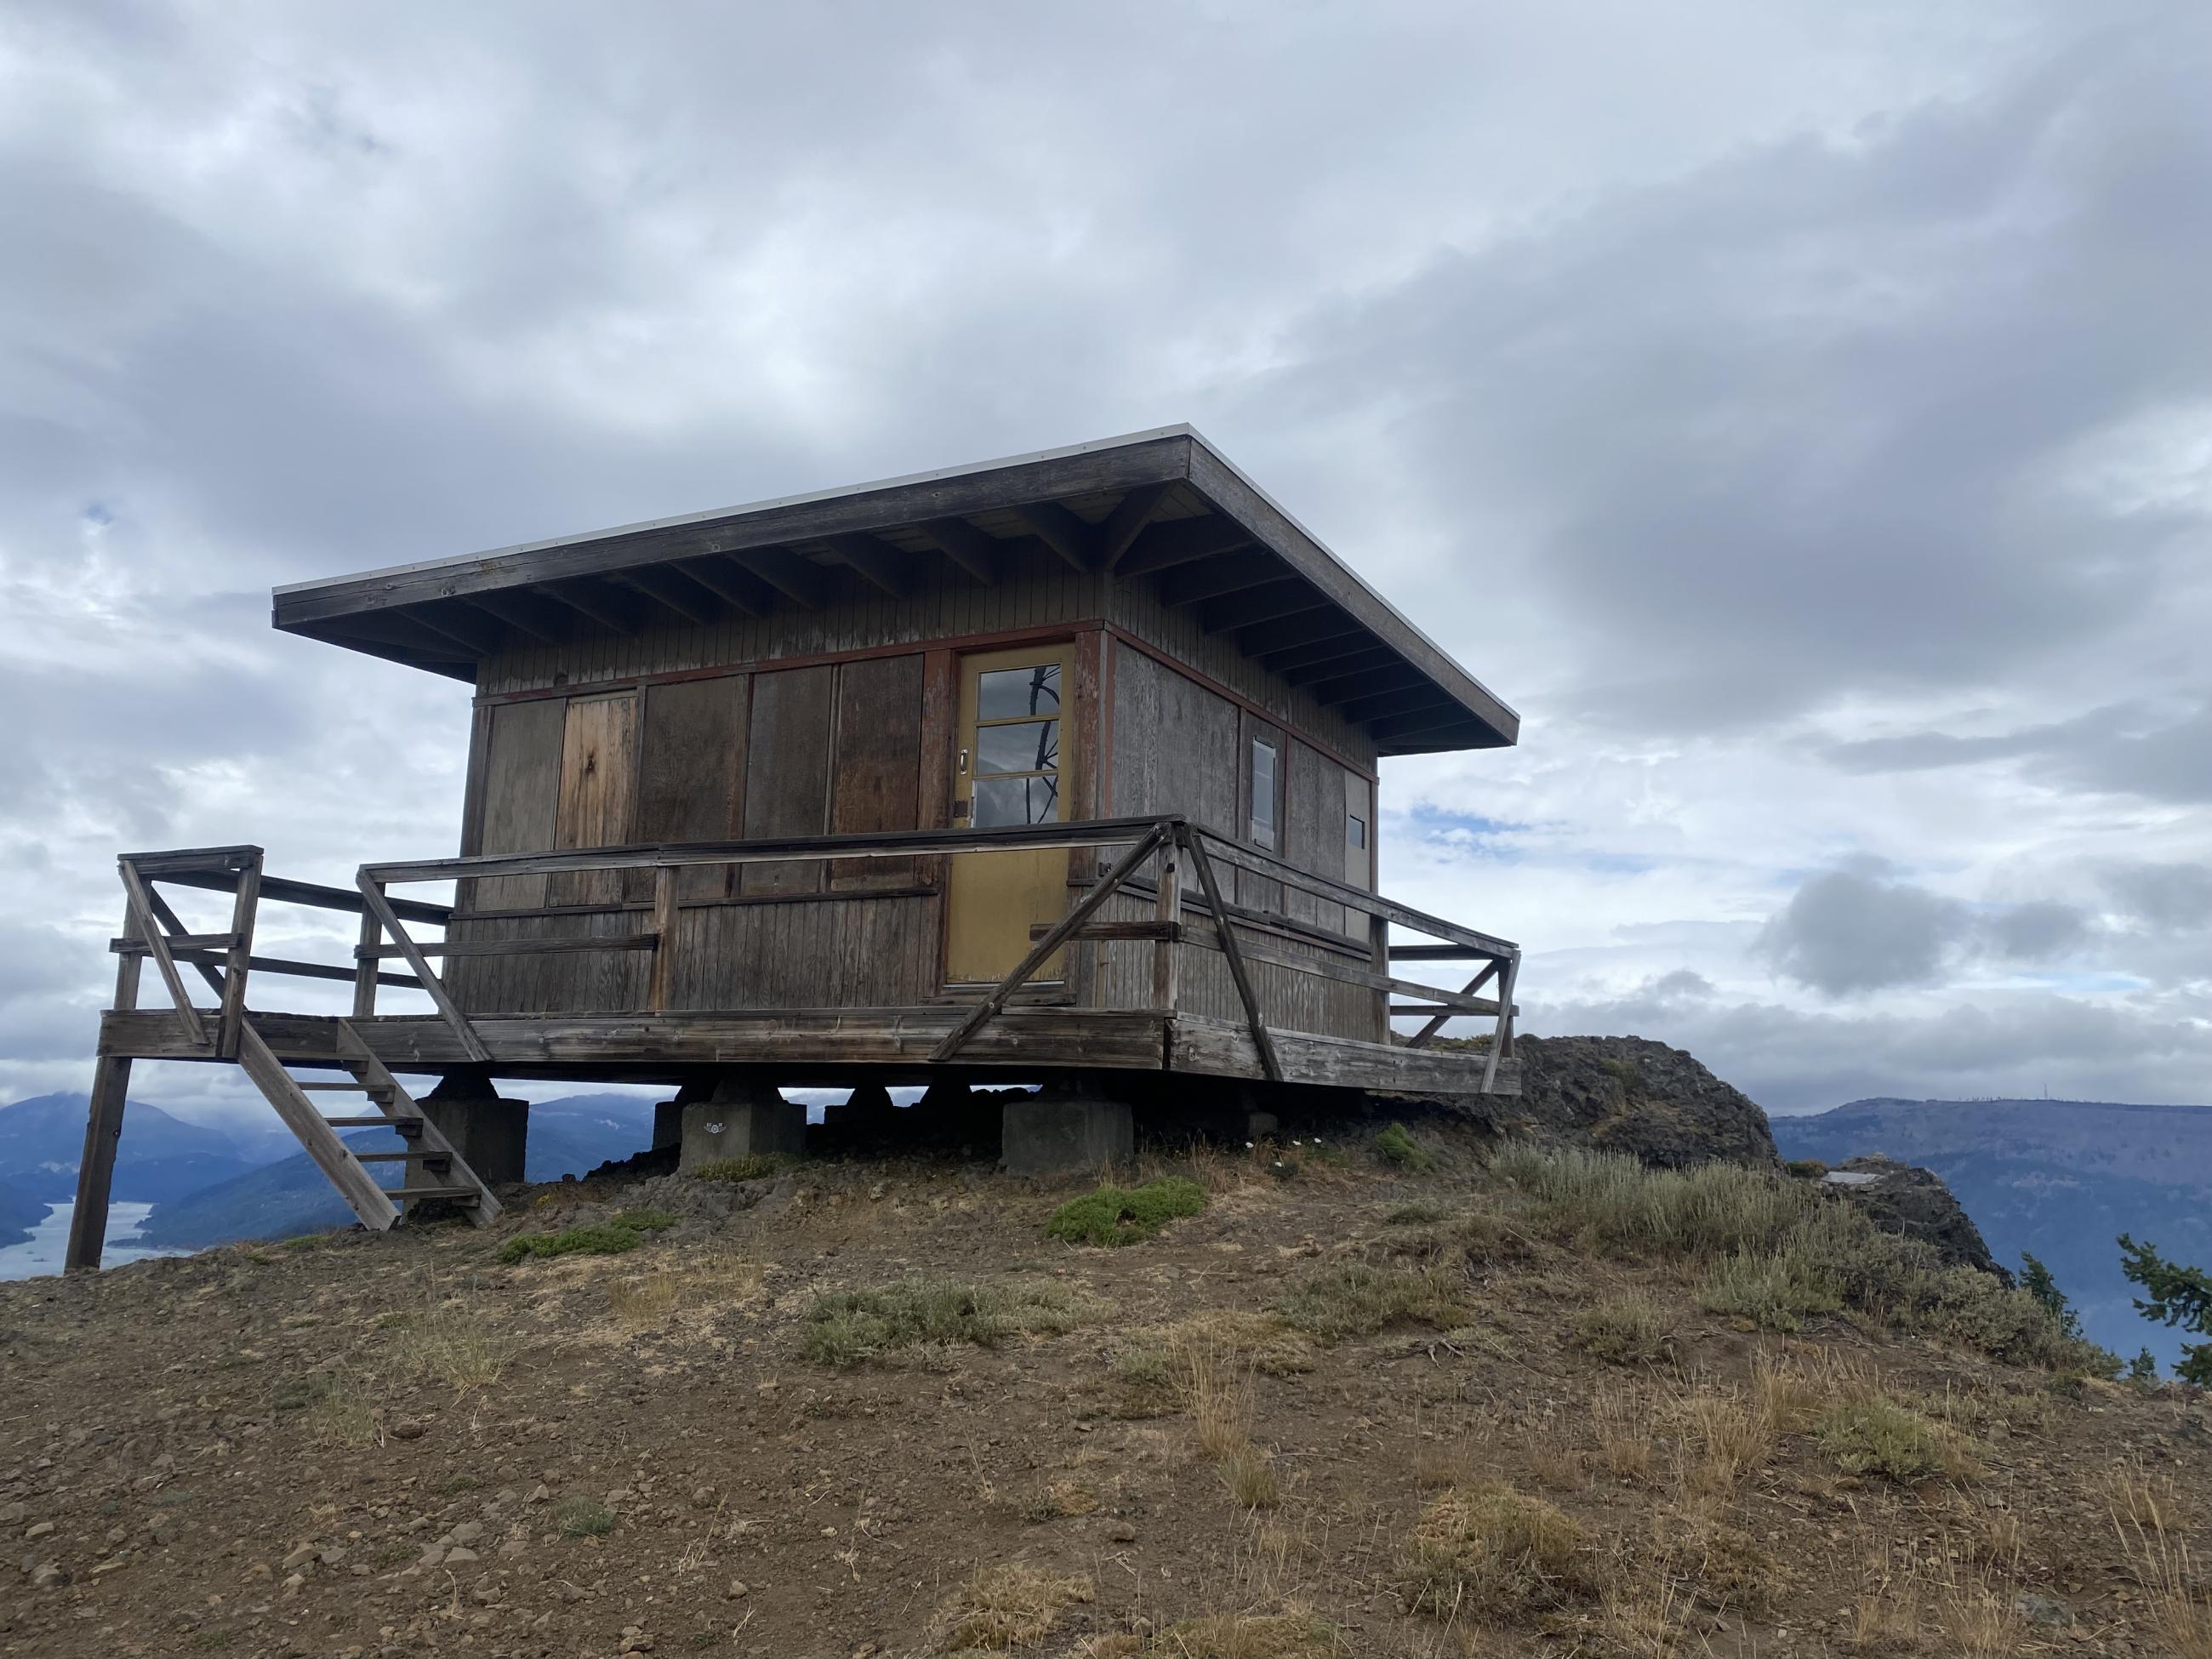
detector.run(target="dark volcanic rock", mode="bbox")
[1825,1154,2011,1282]
[1508,1035,1781,1169]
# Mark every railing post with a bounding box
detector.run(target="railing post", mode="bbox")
[217,849,263,1059]
[352,881,384,1020]
[647,864,679,1012]
[1481,952,1519,1093]
[1151,827,1183,1013]
[67,888,146,1273]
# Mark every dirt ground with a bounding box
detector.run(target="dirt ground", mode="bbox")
[2,1122,2206,1659]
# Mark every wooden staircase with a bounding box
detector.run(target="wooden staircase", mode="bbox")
[235,1017,503,1232]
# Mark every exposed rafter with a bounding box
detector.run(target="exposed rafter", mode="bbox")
[322,612,474,663]
[673,556,776,617]
[824,532,914,597]
[464,589,571,645]
[917,516,1004,585]
[407,602,503,657]
[1199,583,1329,634]
[1370,703,1476,743]
[1159,549,1287,607]
[1336,684,1446,722]
[1017,500,1101,572]
[1278,642,1397,683]
[1241,607,1364,658]
[727,548,832,610]
[536,580,646,634]
[1308,662,1429,705]
[1098,482,1172,572]
[1115,516,1255,577]
[618,565,723,625]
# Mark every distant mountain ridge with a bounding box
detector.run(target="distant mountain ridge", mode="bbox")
[0,1092,265,1206]
[1771,1096,2212,1371]
[138,1094,658,1247]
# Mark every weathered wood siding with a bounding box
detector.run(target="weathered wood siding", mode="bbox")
[452,647,950,1014]
[1092,637,1384,1041]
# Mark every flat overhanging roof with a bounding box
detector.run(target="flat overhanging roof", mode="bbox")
[272,425,1518,754]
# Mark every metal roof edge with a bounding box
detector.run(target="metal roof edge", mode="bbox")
[272,424,1199,599]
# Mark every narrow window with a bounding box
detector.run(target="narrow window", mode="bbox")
[1348,812,1367,852]
[1248,735,1279,848]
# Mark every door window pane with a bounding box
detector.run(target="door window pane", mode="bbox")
[978,664,1061,720]
[1249,738,1278,848]
[975,719,1059,776]
[1348,812,1367,850]
[973,774,1060,827]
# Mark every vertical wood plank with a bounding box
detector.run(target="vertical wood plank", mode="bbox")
[830,653,924,888]
[217,852,263,1058]
[743,664,836,894]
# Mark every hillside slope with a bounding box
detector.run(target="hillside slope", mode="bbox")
[3,1120,2203,1657]
[0,1092,265,1204]
[1773,1098,2212,1370]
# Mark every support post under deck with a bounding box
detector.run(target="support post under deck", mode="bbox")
[65,1055,133,1273]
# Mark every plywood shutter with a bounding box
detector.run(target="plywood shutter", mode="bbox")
[830,653,923,889]
[551,692,640,908]
[638,675,749,898]
[742,664,835,894]
[472,698,565,912]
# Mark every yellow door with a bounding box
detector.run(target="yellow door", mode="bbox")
[945,643,1076,984]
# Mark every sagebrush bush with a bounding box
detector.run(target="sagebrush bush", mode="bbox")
[802,1277,1095,1367]
[1815,1399,1982,1483]
[1046,1177,1206,1246]
[496,1207,679,1265]
[1373,1122,1437,1172]
[1403,1481,1596,1620]
[1273,1259,1466,1344]
[1491,1145,2117,1374]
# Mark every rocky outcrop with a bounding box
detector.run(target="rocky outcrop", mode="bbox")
[1507,1035,1781,1170]
[1819,1154,2012,1282]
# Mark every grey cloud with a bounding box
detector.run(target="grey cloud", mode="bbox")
[1822,704,2212,805]
[2105,862,2212,931]
[1758,861,2093,995]
[1525,988,2212,1115]
[1252,23,2212,739]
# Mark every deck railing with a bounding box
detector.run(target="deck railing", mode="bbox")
[108,817,1519,1088]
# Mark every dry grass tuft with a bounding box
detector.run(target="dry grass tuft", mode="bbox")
[1271,1259,1465,1344]
[1670,1384,1780,1499]
[2106,1462,2212,1657]
[1402,1480,1596,1622]
[1591,1381,1656,1481]
[385,1306,512,1394]
[1935,1576,2031,1659]
[606,1251,764,1330]
[1089,1612,1343,1657]
[935,1561,1094,1649]
[1223,1447,1282,1511]
[1571,1291,1675,1365]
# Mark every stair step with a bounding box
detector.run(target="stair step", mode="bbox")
[296,1081,379,1092]
[322,1115,423,1130]
[397,1185,485,1203]
[354,1150,448,1165]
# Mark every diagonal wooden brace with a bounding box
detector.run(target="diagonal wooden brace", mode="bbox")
[1184,835,1282,1083]
[930,824,1168,1063]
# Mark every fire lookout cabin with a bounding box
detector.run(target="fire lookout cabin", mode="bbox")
[69,427,1522,1270]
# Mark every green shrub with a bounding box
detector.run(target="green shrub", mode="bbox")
[801,1277,1096,1367]
[1814,1399,1981,1483]
[693,1154,791,1183]
[1373,1122,1436,1172]
[1784,1159,1827,1179]
[1274,1260,1465,1344]
[497,1207,680,1265]
[556,1497,616,1536]
[1696,1247,1842,1333]
[1045,1177,1206,1246]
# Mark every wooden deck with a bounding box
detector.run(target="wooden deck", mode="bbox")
[96,1005,1518,1095]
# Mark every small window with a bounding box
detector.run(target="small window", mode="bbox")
[1248,736,1278,848]
[1348,812,1367,851]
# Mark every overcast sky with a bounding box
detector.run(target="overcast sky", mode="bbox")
[4,1,2208,1123]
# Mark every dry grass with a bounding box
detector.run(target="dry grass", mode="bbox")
[1646,1508,1787,1616]
[1222,1448,1282,1510]
[1590,1380,1656,1481]
[1571,1291,1674,1365]
[385,1306,511,1393]
[1402,1480,1596,1622]
[1088,1612,1343,1656]
[605,1251,763,1329]
[1935,1576,2030,1658]
[935,1561,1094,1649]
[2107,1462,2212,1657]
[1271,1259,1465,1344]
[1669,1384,1781,1500]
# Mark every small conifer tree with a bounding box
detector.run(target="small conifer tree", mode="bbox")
[2019,1251,2082,1341]
[2118,1234,2211,1386]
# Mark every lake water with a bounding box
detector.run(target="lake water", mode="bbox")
[0,1202,193,1282]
